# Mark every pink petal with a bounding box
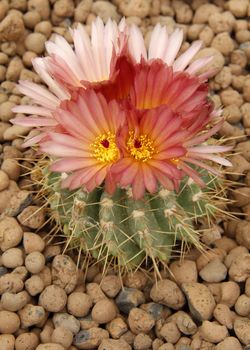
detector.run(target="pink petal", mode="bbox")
[50,158,96,172]
[173,41,202,72]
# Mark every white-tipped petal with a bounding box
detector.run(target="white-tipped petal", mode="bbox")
[128,24,147,63]
[164,28,183,66]
[173,40,203,72]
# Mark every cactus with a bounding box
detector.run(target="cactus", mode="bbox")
[41,163,225,272]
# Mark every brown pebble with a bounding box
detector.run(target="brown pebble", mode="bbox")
[0,13,24,42]
[213,304,233,329]
[1,291,30,312]
[228,254,250,282]
[73,327,109,349]
[128,308,155,334]
[98,338,132,350]
[36,344,65,350]
[200,321,228,343]
[2,248,24,268]
[51,326,73,349]
[67,292,93,317]
[18,205,45,229]
[0,217,23,251]
[53,313,80,335]
[25,251,45,274]
[24,33,46,54]
[0,334,15,350]
[199,259,227,283]
[1,158,20,181]
[25,275,44,296]
[150,279,185,310]
[0,310,20,333]
[52,255,78,294]
[39,285,67,312]
[133,333,152,350]
[182,283,215,321]
[23,232,45,253]
[106,317,128,339]
[92,299,117,324]
[219,281,240,307]
[100,275,122,297]
[15,332,39,350]
[215,336,242,350]
[170,260,197,285]
[18,304,46,328]
[234,317,250,345]
[0,273,24,295]
[235,294,250,316]
[160,321,181,344]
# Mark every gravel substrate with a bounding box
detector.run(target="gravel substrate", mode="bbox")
[0,0,250,349]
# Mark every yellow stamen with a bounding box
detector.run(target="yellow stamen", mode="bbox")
[170,158,180,165]
[127,131,155,162]
[91,132,119,164]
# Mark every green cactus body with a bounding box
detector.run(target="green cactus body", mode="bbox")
[44,166,222,270]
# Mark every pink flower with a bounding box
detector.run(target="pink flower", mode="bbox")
[46,17,127,89]
[40,89,125,193]
[11,17,128,146]
[112,105,231,199]
[127,24,214,78]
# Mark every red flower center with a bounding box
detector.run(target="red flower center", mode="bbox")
[134,139,142,148]
[101,139,110,148]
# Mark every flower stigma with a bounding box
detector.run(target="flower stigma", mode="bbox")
[127,131,155,162]
[91,131,119,163]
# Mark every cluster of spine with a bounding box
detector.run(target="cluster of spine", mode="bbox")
[43,165,224,271]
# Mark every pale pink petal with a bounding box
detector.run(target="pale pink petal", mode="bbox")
[40,142,89,158]
[188,152,232,166]
[186,56,213,75]
[32,58,69,100]
[173,41,202,72]
[11,117,57,127]
[148,24,168,60]
[187,145,233,153]
[182,157,221,176]
[164,28,183,66]
[22,132,47,147]
[128,24,147,63]
[12,105,52,117]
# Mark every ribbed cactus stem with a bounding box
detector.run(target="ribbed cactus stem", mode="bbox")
[43,165,224,270]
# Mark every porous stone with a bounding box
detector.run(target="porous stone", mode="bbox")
[150,279,185,310]
[15,332,39,350]
[53,313,80,335]
[67,292,93,318]
[234,317,250,345]
[200,321,228,343]
[199,259,227,283]
[0,13,24,42]
[98,338,132,350]
[73,328,109,349]
[115,287,145,314]
[128,308,155,334]
[52,255,78,294]
[91,299,117,324]
[18,304,46,328]
[39,285,67,312]
[0,310,20,333]
[181,283,215,321]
